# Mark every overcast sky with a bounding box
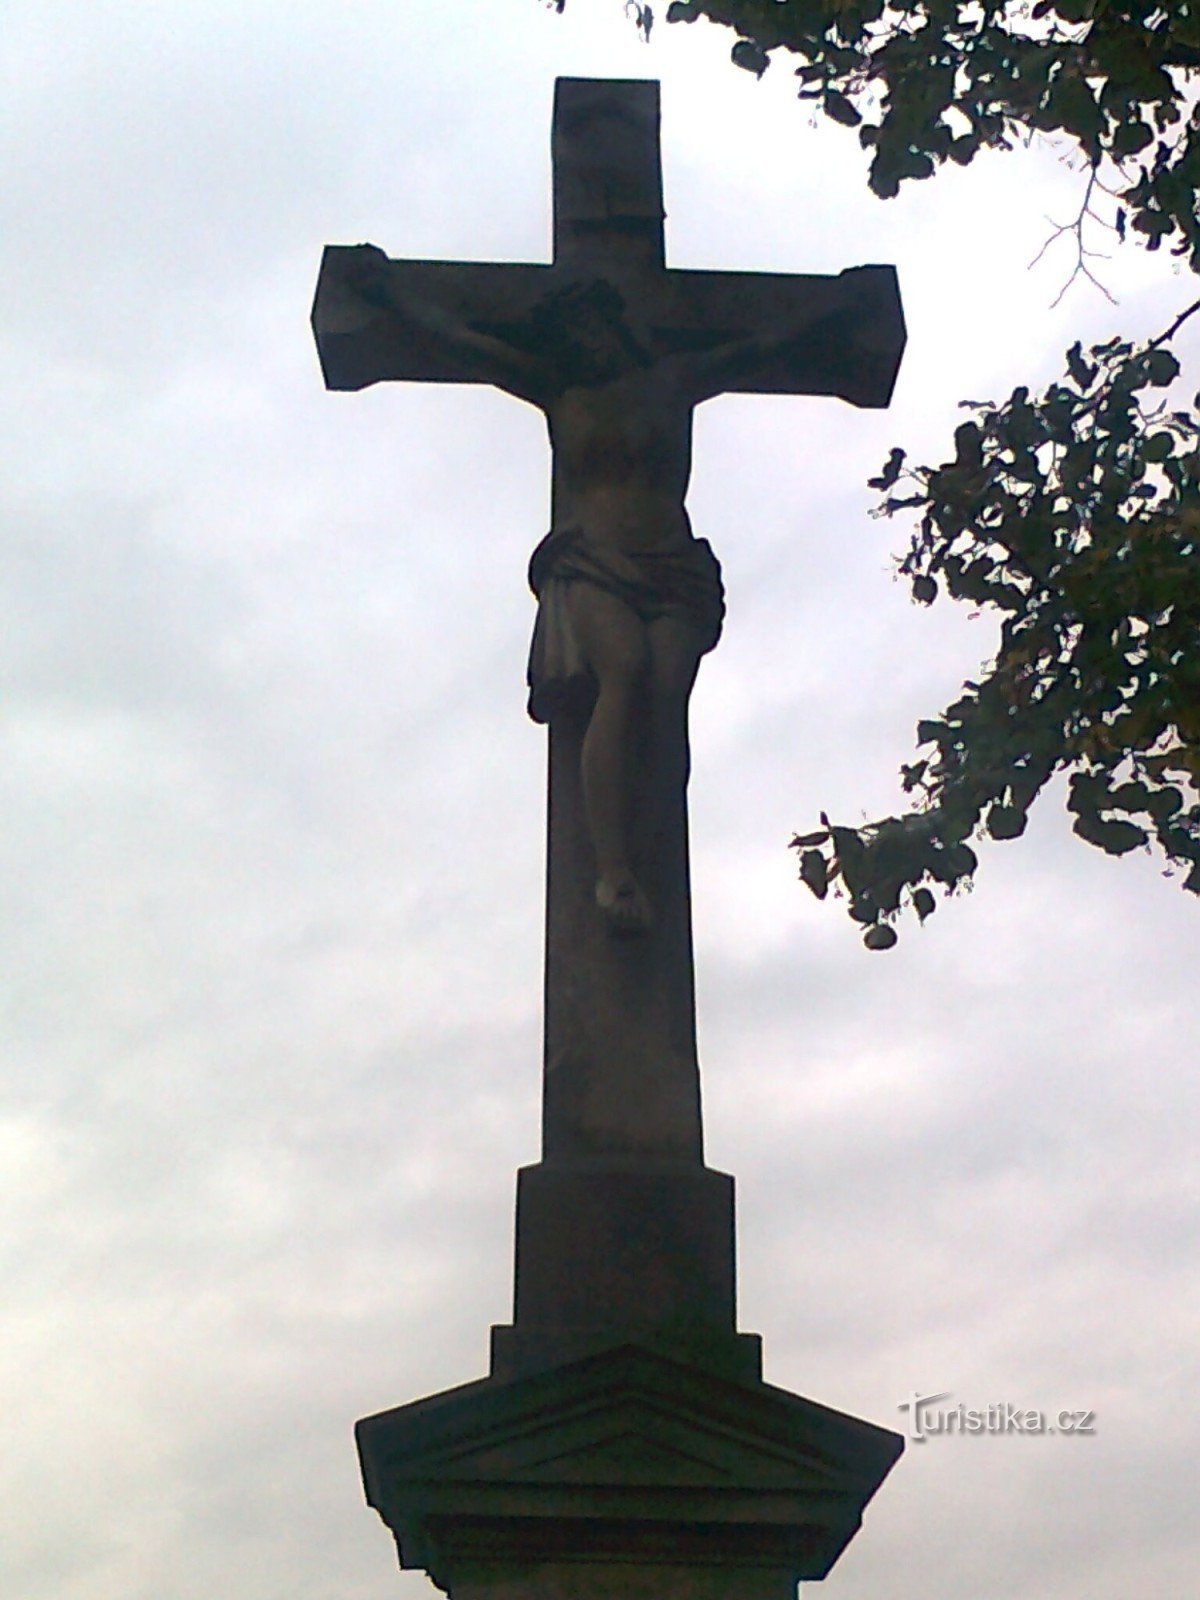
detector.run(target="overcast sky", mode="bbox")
[3,4,1197,1598]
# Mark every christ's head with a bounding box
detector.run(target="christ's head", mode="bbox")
[531,278,651,387]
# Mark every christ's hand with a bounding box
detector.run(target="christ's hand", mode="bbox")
[345,243,393,310]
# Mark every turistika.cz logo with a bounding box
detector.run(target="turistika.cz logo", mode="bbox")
[898,1391,1097,1443]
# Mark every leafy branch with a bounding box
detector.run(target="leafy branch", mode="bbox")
[663,1,1200,274]
[792,308,1200,945]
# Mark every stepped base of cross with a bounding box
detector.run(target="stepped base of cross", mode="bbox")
[356,1156,901,1599]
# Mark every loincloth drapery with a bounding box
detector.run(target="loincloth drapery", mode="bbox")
[526,524,725,724]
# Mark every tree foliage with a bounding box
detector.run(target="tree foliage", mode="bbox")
[664,1,1200,266]
[792,308,1200,937]
[619,0,1200,945]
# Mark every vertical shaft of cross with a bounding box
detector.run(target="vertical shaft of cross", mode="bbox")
[493,690,745,1381]
[501,688,742,1380]
[491,80,739,1380]
[540,81,703,1167]
[542,705,704,1164]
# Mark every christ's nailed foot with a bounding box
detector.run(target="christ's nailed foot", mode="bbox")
[596,872,653,937]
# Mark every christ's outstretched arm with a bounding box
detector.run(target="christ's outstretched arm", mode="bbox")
[683,296,867,403]
[344,243,550,406]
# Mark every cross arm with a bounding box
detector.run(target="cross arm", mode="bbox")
[311,245,554,396]
[658,264,905,409]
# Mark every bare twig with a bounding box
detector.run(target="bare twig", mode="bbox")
[1145,296,1200,351]
[1030,165,1119,306]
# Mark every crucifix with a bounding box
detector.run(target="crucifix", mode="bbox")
[315,79,906,1599]
[314,76,904,1180]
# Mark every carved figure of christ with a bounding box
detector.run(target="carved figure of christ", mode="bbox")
[313,77,904,1160]
[345,240,834,933]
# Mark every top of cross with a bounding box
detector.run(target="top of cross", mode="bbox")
[551,77,665,266]
[312,77,905,410]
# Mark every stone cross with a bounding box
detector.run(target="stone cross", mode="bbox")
[313,77,904,1186]
[315,79,907,1598]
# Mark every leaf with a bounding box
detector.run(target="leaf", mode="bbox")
[912,573,938,604]
[1066,342,1095,391]
[1112,117,1154,159]
[863,923,898,951]
[799,850,829,899]
[1071,813,1150,854]
[868,148,903,201]
[731,38,769,77]
[1047,72,1103,149]
[868,446,906,490]
[1146,785,1184,821]
[928,842,978,883]
[824,90,862,128]
[848,893,879,924]
[1143,431,1175,463]
[912,887,936,921]
[790,829,830,848]
[1143,349,1181,387]
[1109,780,1155,812]
[832,827,871,896]
[987,803,1027,840]
[954,421,984,466]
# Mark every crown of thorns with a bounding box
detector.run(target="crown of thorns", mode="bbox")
[530,278,627,333]
[528,279,651,370]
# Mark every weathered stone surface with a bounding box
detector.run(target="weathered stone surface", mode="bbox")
[490,1158,761,1385]
[447,1562,798,1600]
[542,709,703,1164]
[356,1346,903,1599]
[448,1561,793,1600]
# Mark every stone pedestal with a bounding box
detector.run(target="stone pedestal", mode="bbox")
[357,1346,902,1600]
[490,1159,761,1384]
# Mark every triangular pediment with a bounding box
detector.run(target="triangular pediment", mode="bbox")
[521,1425,736,1486]
[359,1343,900,1502]
[356,1343,904,1588]
[419,1391,831,1491]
